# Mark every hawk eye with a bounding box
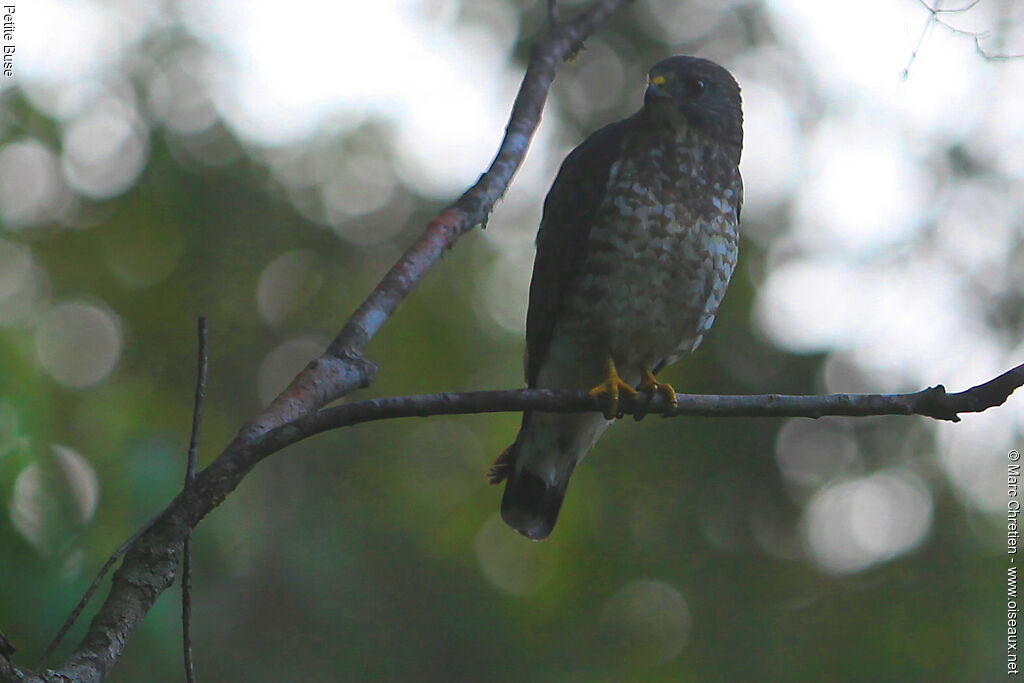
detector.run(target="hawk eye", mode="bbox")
[685,78,706,97]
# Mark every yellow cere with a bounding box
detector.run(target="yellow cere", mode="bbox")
[651,74,667,87]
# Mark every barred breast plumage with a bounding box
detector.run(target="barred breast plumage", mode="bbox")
[492,55,744,540]
[560,124,741,382]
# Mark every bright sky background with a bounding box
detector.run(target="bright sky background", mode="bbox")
[7,0,1024,574]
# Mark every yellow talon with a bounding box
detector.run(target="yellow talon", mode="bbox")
[639,368,677,414]
[588,357,637,419]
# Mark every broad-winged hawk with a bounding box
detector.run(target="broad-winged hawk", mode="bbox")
[491,56,744,540]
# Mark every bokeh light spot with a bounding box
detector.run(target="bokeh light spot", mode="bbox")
[564,41,625,117]
[101,219,183,289]
[256,250,324,325]
[323,156,401,245]
[796,119,927,254]
[9,462,49,550]
[9,444,98,553]
[696,469,758,552]
[599,579,691,666]
[0,140,69,228]
[35,301,123,389]
[775,419,862,498]
[475,514,557,596]
[0,240,46,327]
[802,469,933,575]
[397,421,485,506]
[61,98,149,199]
[475,243,531,337]
[937,410,1015,514]
[636,0,733,45]
[52,444,100,524]
[147,48,220,135]
[0,240,34,302]
[736,79,799,216]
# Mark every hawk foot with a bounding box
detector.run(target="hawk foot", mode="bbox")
[634,369,677,421]
[588,358,637,419]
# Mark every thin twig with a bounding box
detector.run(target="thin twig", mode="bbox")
[972,36,1024,61]
[37,514,161,667]
[906,0,1023,77]
[903,2,940,80]
[36,320,211,673]
[182,317,208,683]
[920,0,982,14]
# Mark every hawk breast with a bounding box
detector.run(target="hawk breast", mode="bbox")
[557,125,742,375]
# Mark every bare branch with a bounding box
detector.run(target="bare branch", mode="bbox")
[972,36,1024,62]
[182,317,208,683]
[906,0,1023,77]
[36,514,161,669]
[303,360,1024,433]
[31,321,211,675]
[243,0,633,439]
[919,0,982,14]
[19,351,1023,682]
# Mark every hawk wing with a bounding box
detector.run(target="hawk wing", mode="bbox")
[525,119,630,387]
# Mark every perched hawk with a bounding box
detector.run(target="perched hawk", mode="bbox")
[490,56,744,540]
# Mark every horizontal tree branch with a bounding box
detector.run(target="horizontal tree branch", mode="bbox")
[303,359,1024,432]
[18,356,1023,682]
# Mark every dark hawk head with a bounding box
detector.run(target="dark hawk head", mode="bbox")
[643,56,742,149]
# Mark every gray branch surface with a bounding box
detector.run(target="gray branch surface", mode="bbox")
[305,360,1024,431]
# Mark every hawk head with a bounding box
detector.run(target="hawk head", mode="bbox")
[644,56,743,150]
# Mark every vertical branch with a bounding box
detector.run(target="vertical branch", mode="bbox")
[182,317,209,683]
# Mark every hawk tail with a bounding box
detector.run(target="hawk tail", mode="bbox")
[491,411,605,541]
[499,453,574,542]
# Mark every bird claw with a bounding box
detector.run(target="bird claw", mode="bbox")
[632,390,653,421]
[588,359,637,420]
[634,370,677,421]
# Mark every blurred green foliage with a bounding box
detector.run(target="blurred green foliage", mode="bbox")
[0,1,1017,681]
